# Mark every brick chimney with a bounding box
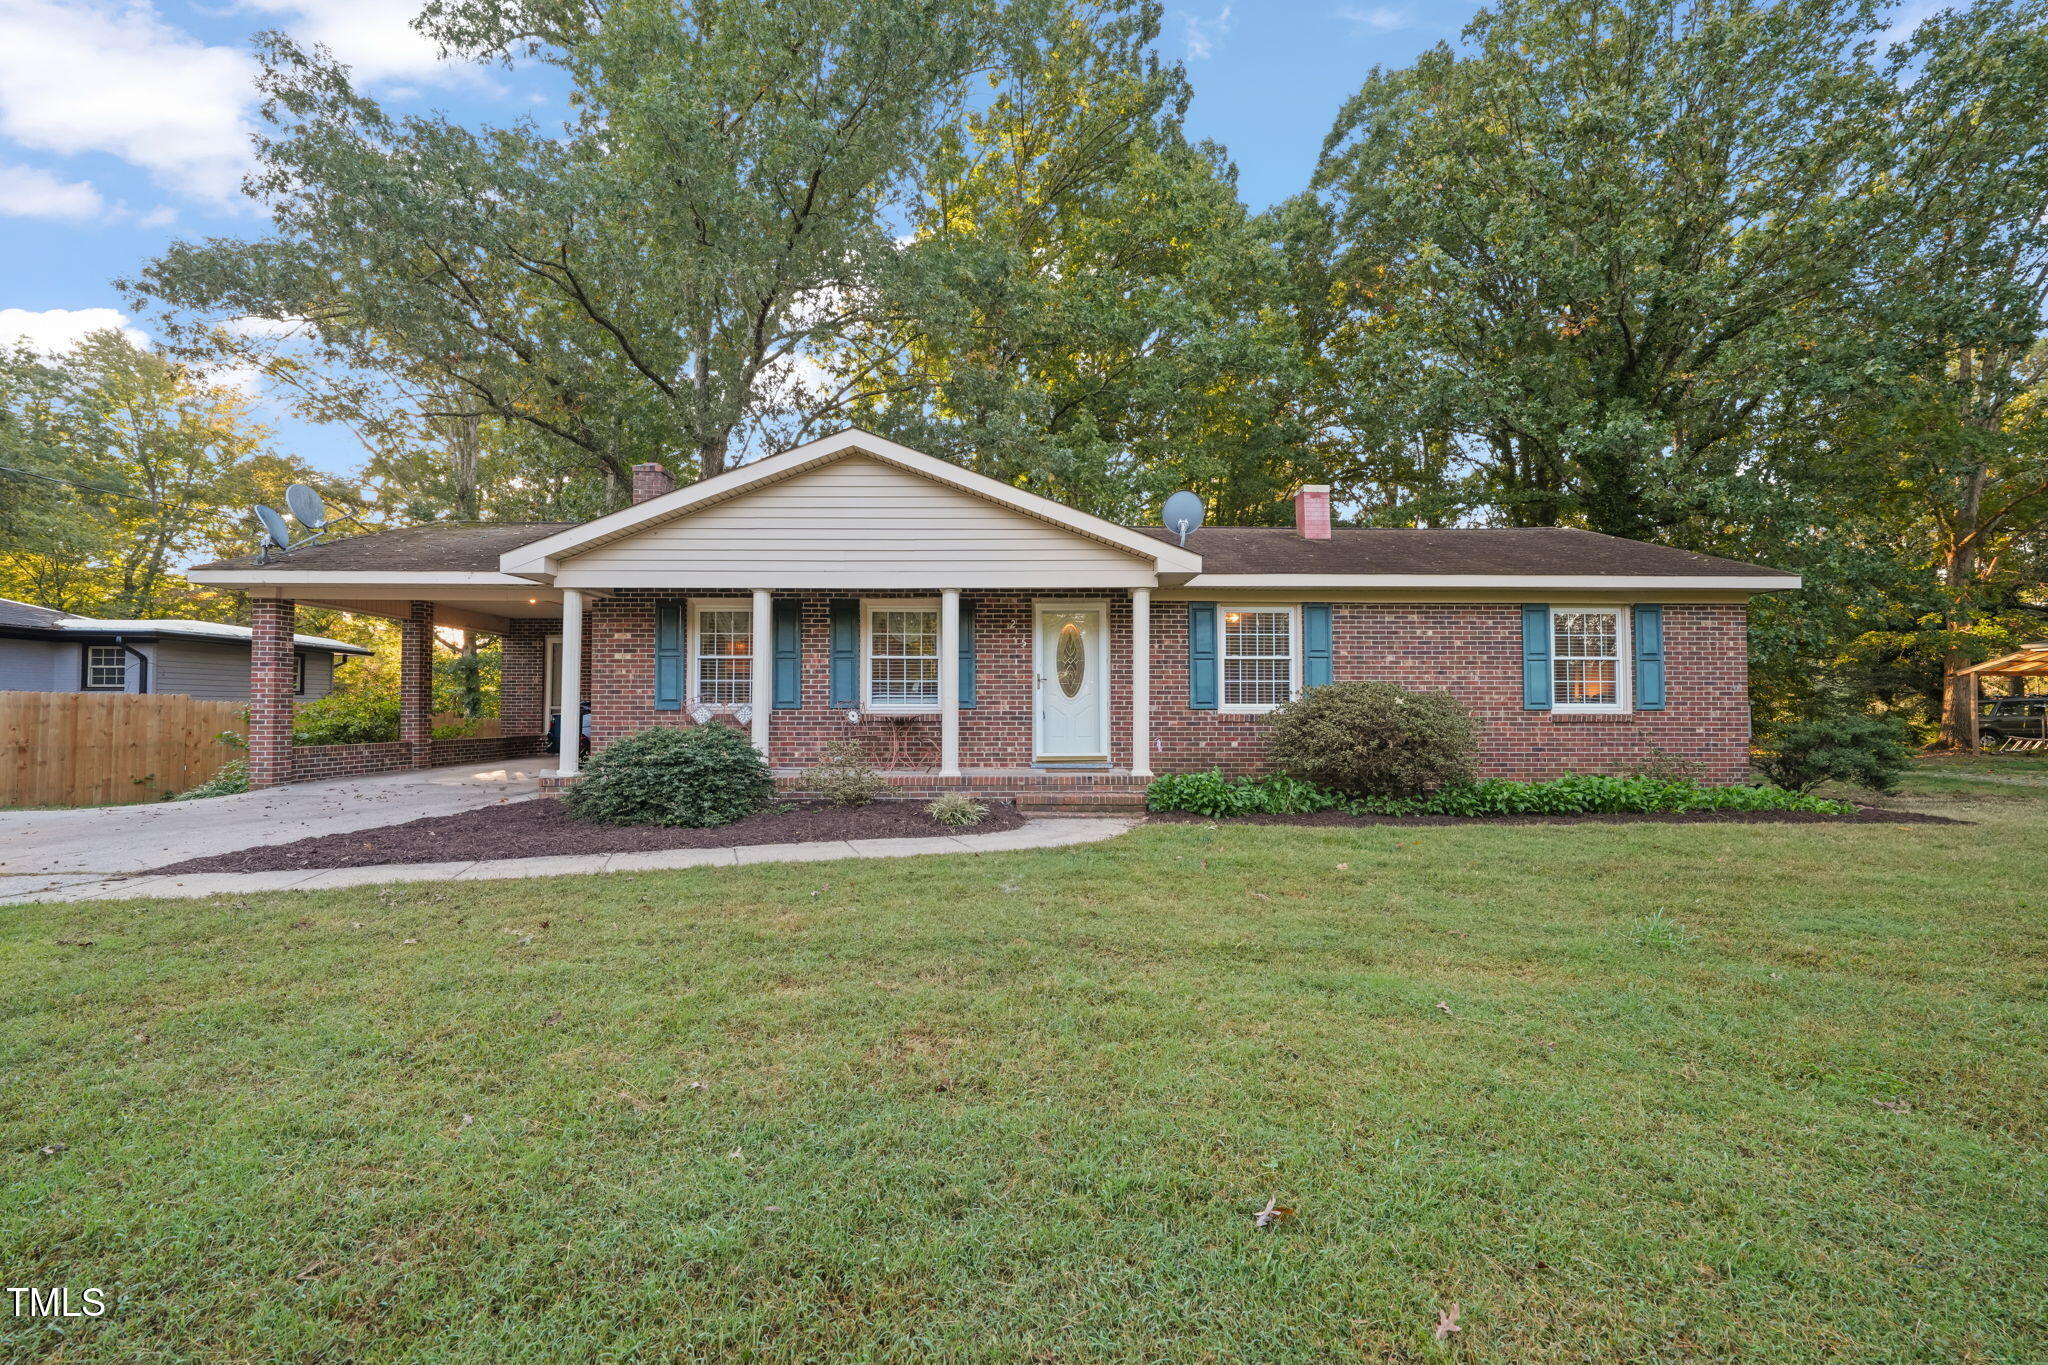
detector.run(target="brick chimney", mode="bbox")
[631,462,677,504]
[1293,484,1332,539]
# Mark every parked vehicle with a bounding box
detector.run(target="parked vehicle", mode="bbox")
[1981,696,2048,742]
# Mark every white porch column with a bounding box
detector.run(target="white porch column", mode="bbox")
[1130,587,1152,777]
[751,589,773,757]
[559,588,584,777]
[939,589,962,777]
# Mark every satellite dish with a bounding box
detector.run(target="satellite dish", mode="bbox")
[1162,490,1205,546]
[285,483,327,530]
[254,504,290,549]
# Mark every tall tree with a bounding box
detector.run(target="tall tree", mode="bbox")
[1309,0,1905,539]
[827,0,1301,521]
[132,0,1026,499]
[0,331,335,618]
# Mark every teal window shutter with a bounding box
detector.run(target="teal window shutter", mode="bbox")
[1188,602,1218,709]
[772,599,801,710]
[829,598,859,708]
[1303,603,1333,688]
[958,597,977,709]
[654,599,684,711]
[1633,604,1665,710]
[1521,604,1552,710]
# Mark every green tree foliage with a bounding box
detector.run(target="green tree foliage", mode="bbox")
[831,0,1302,520]
[132,0,1025,499]
[0,330,337,619]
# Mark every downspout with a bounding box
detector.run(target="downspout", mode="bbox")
[112,636,150,694]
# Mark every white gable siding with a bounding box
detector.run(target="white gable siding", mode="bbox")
[555,456,1156,589]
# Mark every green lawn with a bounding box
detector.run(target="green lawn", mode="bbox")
[3,779,2043,1362]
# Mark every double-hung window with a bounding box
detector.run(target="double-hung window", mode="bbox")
[1221,607,1296,711]
[690,600,753,705]
[83,644,128,690]
[1550,607,1627,711]
[865,601,940,710]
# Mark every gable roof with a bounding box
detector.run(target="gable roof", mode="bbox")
[497,429,1206,578]
[1133,527,1792,582]
[0,596,66,629]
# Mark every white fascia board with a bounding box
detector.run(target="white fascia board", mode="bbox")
[185,570,538,587]
[1180,573,1803,592]
[498,428,1205,576]
[550,566,1161,590]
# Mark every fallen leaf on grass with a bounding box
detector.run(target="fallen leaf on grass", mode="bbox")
[1336,862,1350,870]
[1435,1001,1453,1017]
[1249,892,1270,901]
[401,939,418,945]
[1253,1198,1293,1229]
[1872,1098,1912,1113]
[1434,1304,1461,1341]
[54,938,94,948]
[687,1080,707,1090]
[38,1143,66,1157]
[728,1148,744,1160]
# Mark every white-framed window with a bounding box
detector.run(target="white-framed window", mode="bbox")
[83,644,128,690]
[689,599,753,706]
[1551,606,1629,712]
[864,599,940,711]
[1221,606,1298,712]
[294,653,308,695]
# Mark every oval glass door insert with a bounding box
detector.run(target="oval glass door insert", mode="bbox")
[1056,621,1085,697]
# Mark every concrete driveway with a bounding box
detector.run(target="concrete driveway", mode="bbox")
[0,761,546,883]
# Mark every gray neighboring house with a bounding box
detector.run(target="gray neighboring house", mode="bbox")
[0,596,370,702]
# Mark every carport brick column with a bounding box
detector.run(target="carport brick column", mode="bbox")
[400,601,436,768]
[248,597,297,787]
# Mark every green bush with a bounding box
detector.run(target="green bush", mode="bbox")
[1146,769,1853,818]
[170,758,250,801]
[925,792,989,827]
[563,724,774,828]
[292,689,399,745]
[1265,681,1480,797]
[808,741,893,807]
[1756,714,1913,793]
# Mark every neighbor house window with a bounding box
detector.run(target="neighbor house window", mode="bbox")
[690,600,753,705]
[83,644,128,690]
[294,654,308,695]
[865,601,940,709]
[1222,607,1296,711]
[1551,607,1627,711]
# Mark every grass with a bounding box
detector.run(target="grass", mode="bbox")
[2,774,2043,1362]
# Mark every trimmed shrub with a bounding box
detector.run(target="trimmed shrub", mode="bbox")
[1265,681,1480,798]
[171,758,250,801]
[1146,770,1853,817]
[1756,714,1913,793]
[925,792,989,827]
[809,741,893,807]
[564,724,773,828]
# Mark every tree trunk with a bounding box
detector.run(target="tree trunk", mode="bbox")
[1937,466,1988,749]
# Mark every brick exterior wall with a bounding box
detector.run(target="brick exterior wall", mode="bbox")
[1149,600,1754,783]
[287,734,547,784]
[583,589,1134,770]
[571,591,1752,782]
[500,618,552,739]
[248,597,297,787]
[399,600,435,767]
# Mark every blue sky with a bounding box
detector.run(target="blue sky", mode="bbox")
[0,0,1484,480]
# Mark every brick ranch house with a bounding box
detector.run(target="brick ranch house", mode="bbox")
[187,429,1801,803]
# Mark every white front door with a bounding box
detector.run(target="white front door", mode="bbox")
[1035,604,1108,761]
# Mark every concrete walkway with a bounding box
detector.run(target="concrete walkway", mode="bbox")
[0,817,1137,903]
[0,761,547,882]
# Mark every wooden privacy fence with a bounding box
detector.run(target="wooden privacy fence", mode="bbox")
[0,691,246,808]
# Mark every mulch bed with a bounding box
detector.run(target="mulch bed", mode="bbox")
[152,798,1028,874]
[1149,806,1964,828]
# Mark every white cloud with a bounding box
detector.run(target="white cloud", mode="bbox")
[1181,5,1232,60]
[235,0,456,84]
[1337,5,1409,31]
[0,162,103,219]
[0,307,150,355]
[0,0,257,203]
